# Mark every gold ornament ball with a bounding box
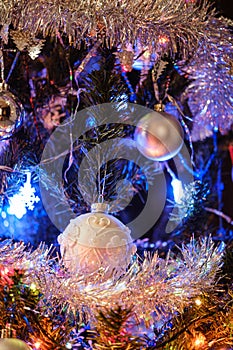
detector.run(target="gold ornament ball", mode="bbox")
[0,339,31,350]
[58,203,136,277]
[0,83,24,140]
[134,110,184,161]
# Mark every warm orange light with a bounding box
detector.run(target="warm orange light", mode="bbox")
[158,35,169,45]
[34,341,41,349]
[193,333,206,348]
[195,298,202,306]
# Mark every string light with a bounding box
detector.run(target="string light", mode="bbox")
[29,282,37,292]
[193,333,206,348]
[34,341,41,349]
[195,298,202,307]
[171,178,184,204]
[158,35,169,45]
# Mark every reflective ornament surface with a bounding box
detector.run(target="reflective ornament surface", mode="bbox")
[58,203,136,276]
[134,110,184,161]
[0,338,31,350]
[0,83,24,140]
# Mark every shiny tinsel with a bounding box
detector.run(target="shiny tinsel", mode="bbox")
[0,0,223,60]
[0,236,224,330]
[182,18,233,141]
[10,29,45,58]
[169,180,210,224]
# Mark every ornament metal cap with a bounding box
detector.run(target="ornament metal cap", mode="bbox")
[91,202,110,213]
[0,81,8,92]
[154,103,165,112]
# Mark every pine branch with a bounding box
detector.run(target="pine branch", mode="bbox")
[92,306,146,350]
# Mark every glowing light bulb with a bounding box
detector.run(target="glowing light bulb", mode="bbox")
[171,179,184,204]
[195,298,202,306]
[7,196,27,219]
[30,282,37,292]
[34,341,41,349]
[158,35,169,45]
[193,333,206,348]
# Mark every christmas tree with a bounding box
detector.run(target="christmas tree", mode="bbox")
[0,0,233,349]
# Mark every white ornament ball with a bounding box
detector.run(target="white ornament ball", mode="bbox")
[0,339,31,350]
[134,110,184,161]
[58,203,136,276]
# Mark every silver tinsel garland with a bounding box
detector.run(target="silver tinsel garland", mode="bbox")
[0,0,221,60]
[0,237,224,327]
[0,0,232,142]
[182,19,233,141]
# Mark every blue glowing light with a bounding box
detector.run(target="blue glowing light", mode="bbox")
[7,173,40,219]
